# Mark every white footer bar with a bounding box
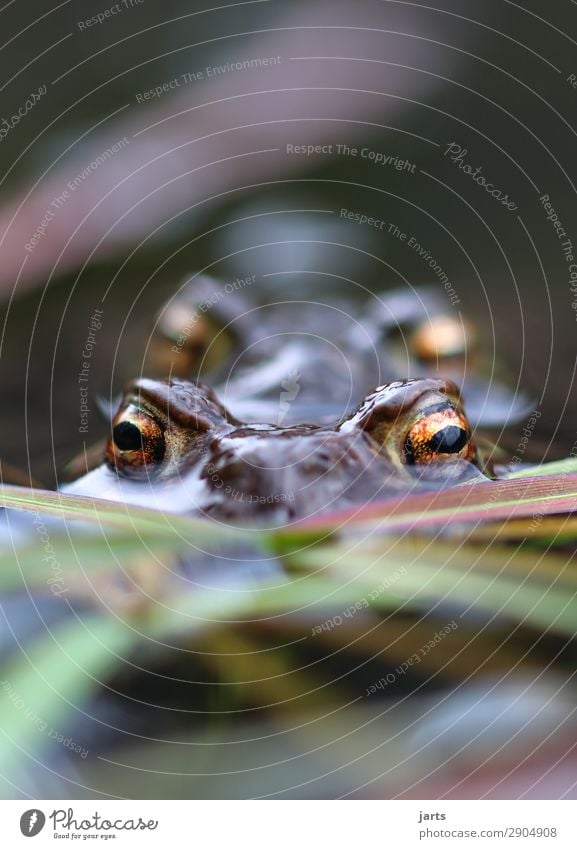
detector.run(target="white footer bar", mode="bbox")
[1,800,575,848]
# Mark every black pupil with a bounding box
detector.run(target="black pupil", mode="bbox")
[427,425,468,454]
[113,421,143,452]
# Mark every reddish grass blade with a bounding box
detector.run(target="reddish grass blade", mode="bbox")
[295,474,577,534]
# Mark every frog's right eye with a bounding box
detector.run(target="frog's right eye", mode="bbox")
[409,315,473,364]
[105,407,165,476]
[403,402,475,465]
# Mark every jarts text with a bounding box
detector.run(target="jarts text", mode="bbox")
[418,812,447,823]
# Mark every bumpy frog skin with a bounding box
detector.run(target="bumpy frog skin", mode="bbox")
[65,376,488,523]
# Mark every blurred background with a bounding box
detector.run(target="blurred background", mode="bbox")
[1,0,576,480]
[1,0,577,800]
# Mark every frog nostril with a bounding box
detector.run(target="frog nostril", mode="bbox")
[113,421,143,452]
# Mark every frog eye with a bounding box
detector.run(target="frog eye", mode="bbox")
[403,402,475,464]
[150,301,233,376]
[105,407,165,475]
[410,316,473,363]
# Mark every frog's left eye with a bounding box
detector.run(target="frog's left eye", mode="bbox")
[106,407,165,475]
[149,301,233,377]
[403,402,475,464]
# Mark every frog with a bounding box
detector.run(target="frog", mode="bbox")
[62,277,526,523]
[64,374,489,523]
[141,274,528,429]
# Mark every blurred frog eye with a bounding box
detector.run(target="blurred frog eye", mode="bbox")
[403,402,475,464]
[410,315,474,363]
[106,407,165,475]
[150,301,233,376]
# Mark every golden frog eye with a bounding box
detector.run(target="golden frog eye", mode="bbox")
[105,407,165,476]
[410,316,474,363]
[403,402,475,465]
[149,301,233,376]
